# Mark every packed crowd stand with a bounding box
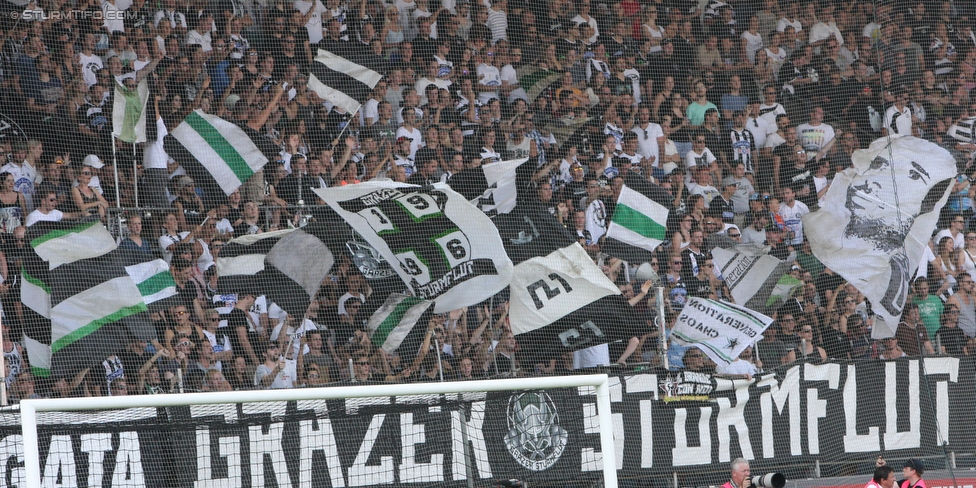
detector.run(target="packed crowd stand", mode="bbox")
[0,0,973,400]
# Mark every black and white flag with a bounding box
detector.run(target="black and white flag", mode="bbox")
[217,228,334,316]
[315,181,513,313]
[308,49,385,113]
[804,136,955,338]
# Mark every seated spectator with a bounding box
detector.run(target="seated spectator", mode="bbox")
[936,304,968,356]
[25,190,85,226]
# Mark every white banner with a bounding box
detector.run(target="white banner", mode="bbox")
[803,136,955,338]
[315,181,514,313]
[509,243,621,335]
[712,246,796,310]
[474,158,528,216]
[672,297,773,366]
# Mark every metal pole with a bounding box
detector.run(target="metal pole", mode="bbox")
[0,311,7,406]
[133,143,139,208]
[456,394,475,488]
[657,287,667,370]
[435,336,444,382]
[111,138,123,237]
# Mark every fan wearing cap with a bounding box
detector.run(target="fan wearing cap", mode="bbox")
[392,135,416,177]
[765,223,791,260]
[899,459,925,488]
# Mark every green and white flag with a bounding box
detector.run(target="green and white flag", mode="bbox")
[29,219,117,270]
[170,110,269,195]
[112,78,149,143]
[367,293,434,360]
[672,297,774,367]
[516,66,561,102]
[606,184,669,252]
[125,259,178,304]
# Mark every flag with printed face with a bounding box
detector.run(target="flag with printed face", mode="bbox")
[168,110,269,196]
[315,181,513,313]
[672,297,774,367]
[366,293,435,361]
[217,226,334,317]
[803,136,955,338]
[112,78,149,143]
[308,48,386,113]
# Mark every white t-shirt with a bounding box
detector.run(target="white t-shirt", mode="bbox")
[25,209,63,226]
[585,198,607,243]
[779,200,810,245]
[143,118,169,169]
[395,126,423,159]
[79,52,104,87]
[758,103,786,130]
[687,181,720,207]
[884,105,912,136]
[501,64,527,103]
[934,228,965,249]
[476,64,501,104]
[572,344,610,369]
[796,122,835,158]
[158,230,191,263]
[633,122,664,162]
[685,148,716,170]
[741,31,764,63]
[294,0,328,44]
[254,359,297,389]
[746,117,771,149]
[776,17,801,33]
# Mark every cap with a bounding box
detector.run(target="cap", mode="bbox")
[661,162,679,175]
[612,156,633,166]
[721,177,738,187]
[903,459,925,474]
[83,154,104,168]
[790,265,801,271]
[176,175,194,191]
[396,136,413,143]
[224,94,241,110]
[661,38,673,45]
[749,193,761,201]
[765,224,784,233]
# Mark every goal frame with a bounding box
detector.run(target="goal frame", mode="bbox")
[20,373,618,488]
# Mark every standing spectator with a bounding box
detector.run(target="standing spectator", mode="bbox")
[896,302,936,356]
[883,87,913,136]
[778,187,809,246]
[486,0,508,45]
[796,106,836,160]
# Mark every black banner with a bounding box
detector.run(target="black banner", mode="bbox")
[3,357,973,487]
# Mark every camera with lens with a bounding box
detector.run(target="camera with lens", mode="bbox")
[751,473,786,488]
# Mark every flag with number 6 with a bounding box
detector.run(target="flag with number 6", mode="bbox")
[315,181,513,313]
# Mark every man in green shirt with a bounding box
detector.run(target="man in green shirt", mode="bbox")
[913,278,944,337]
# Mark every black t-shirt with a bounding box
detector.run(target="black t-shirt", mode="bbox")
[779,163,817,208]
[225,308,254,360]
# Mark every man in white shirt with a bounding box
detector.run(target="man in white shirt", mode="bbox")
[632,105,664,166]
[294,0,328,44]
[779,186,809,246]
[476,51,501,104]
[796,106,835,160]
[883,88,913,136]
[808,4,843,51]
[687,168,721,208]
[934,215,966,249]
[78,32,104,87]
[758,86,786,130]
[25,190,83,226]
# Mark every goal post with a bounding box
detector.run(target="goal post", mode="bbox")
[20,374,617,488]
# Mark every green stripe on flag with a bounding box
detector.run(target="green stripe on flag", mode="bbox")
[183,111,255,183]
[612,204,668,240]
[30,220,100,248]
[136,271,176,298]
[51,303,148,354]
[370,296,424,348]
[22,270,51,294]
[31,366,51,378]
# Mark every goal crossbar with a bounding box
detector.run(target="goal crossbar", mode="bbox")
[20,373,617,488]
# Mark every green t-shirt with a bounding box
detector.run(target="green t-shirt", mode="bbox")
[686,101,718,126]
[914,294,944,337]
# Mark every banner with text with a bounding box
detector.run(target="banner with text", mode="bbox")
[3,357,973,488]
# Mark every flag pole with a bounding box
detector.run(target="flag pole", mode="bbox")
[0,312,7,406]
[111,137,123,236]
[133,143,139,208]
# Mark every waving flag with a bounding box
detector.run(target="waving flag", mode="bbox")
[804,136,955,338]
[672,297,773,367]
[366,293,435,362]
[112,78,149,143]
[168,110,269,196]
[309,49,385,113]
[217,226,334,317]
[29,219,117,269]
[315,181,513,313]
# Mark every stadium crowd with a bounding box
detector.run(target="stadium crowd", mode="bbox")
[0,0,975,399]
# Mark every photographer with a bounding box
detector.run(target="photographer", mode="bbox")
[723,458,751,488]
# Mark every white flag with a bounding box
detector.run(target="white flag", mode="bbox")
[672,297,773,367]
[315,181,513,313]
[803,136,955,338]
[509,243,621,335]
